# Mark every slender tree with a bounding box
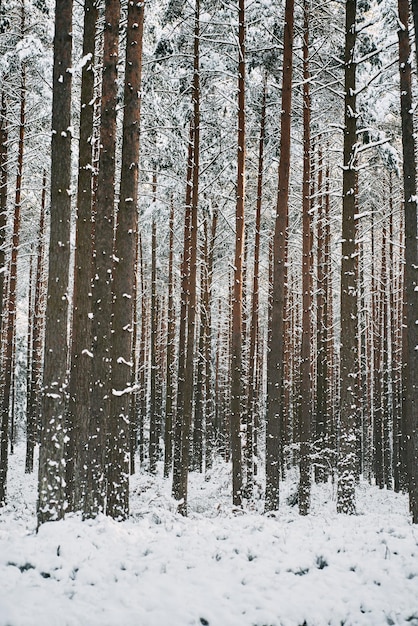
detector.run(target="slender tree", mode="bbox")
[245,75,266,497]
[230,0,246,507]
[337,0,358,515]
[178,0,200,514]
[299,0,312,515]
[25,170,47,473]
[164,199,176,477]
[398,0,418,522]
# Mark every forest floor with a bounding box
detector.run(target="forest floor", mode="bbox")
[0,445,417,626]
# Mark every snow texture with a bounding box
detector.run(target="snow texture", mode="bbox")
[0,446,417,626]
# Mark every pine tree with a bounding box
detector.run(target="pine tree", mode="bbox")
[37,0,73,524]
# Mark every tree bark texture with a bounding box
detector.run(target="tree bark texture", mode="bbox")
[265,0,294,513]
[37,0,73,524]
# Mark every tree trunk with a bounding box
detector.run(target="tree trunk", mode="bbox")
[26,171,47,473]
[149,212,159,474]
[164,200,176,477]
[245,75,266,497]
[337,0,358,515]
[87,0,121,518]
[299,0,312,515]
[230,0,246,508]
[37,0,73,524]
[178,0,200,514]
[265,0,294,513]
[66,0,98,511]
[107,0,144,519]
[398,0,418,522]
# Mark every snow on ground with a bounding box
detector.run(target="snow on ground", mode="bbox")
[0,446,417,626]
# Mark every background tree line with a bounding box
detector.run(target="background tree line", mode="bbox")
[0,0,417,525]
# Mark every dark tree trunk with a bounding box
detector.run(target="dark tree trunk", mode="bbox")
[398,0,418,522]
[245,75,266,497]
[265,0,294,513]
[230,0,246,507]
[149,213,159,474]
[164,200,176,477]
[37,0,73,524]
[178,0,200,514]
[67,0,98,511]
[205,208,217,470]
[87,0,121,518]
[337,0,358,515]
[0,94,6,329]
[107,0,144,519]
[299,0,312,515]
[26,171,47,473]
[0,44,25,504]
[172,126,193,502]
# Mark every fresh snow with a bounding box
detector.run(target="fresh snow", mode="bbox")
[1,446,417,626]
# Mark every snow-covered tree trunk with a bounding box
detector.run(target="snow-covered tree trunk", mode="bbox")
[398,0,418,523]
[66,0,97,512]
[337,0,358,515]
[299,0,312,516]
[87,0,121,518]
[37,0,73,524]
[265,0,294,513]
[230,0,245,508]
[107,0,144,520]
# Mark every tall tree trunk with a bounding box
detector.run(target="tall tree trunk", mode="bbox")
[25,171,47,473]
[230,0,246,507]
[1,9,25,504]
[172,126,193,502]
[37,0,73,524]
[66,0,98,511]
[87,0,121,518]
[205,208,217,470]
[164,200,176,477]
[107,0,144,519]
[299,0,312,515]
[398,0,418,522]
[0,94,7,330]
[265,0,294,513]
[138,233,147,466]
[337,0,358,515]
[245,75,266,497]
[178,0,200,514]
[149,212,159,474]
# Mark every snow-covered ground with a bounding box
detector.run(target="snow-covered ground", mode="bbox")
[0,446,417,626]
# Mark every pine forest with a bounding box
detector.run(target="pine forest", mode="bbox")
[0,0,418,624]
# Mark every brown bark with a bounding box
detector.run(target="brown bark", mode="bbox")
[106,0,144,519]
[245,75,266,497]
[149,212,159,474]
[0,93,7,327]
[178,0,200,514]
[37,0,73,523]
[0,33,25,504]
[164,200,176,477]
[172,126,193,501]
[337,0,358,515]
[230,0,246,507]
[66,0,98,511]
[265,0,294,513]
[299,0,312,515]
[398,0,418,522]
[25,171,47,473]
[87,0,121,518]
